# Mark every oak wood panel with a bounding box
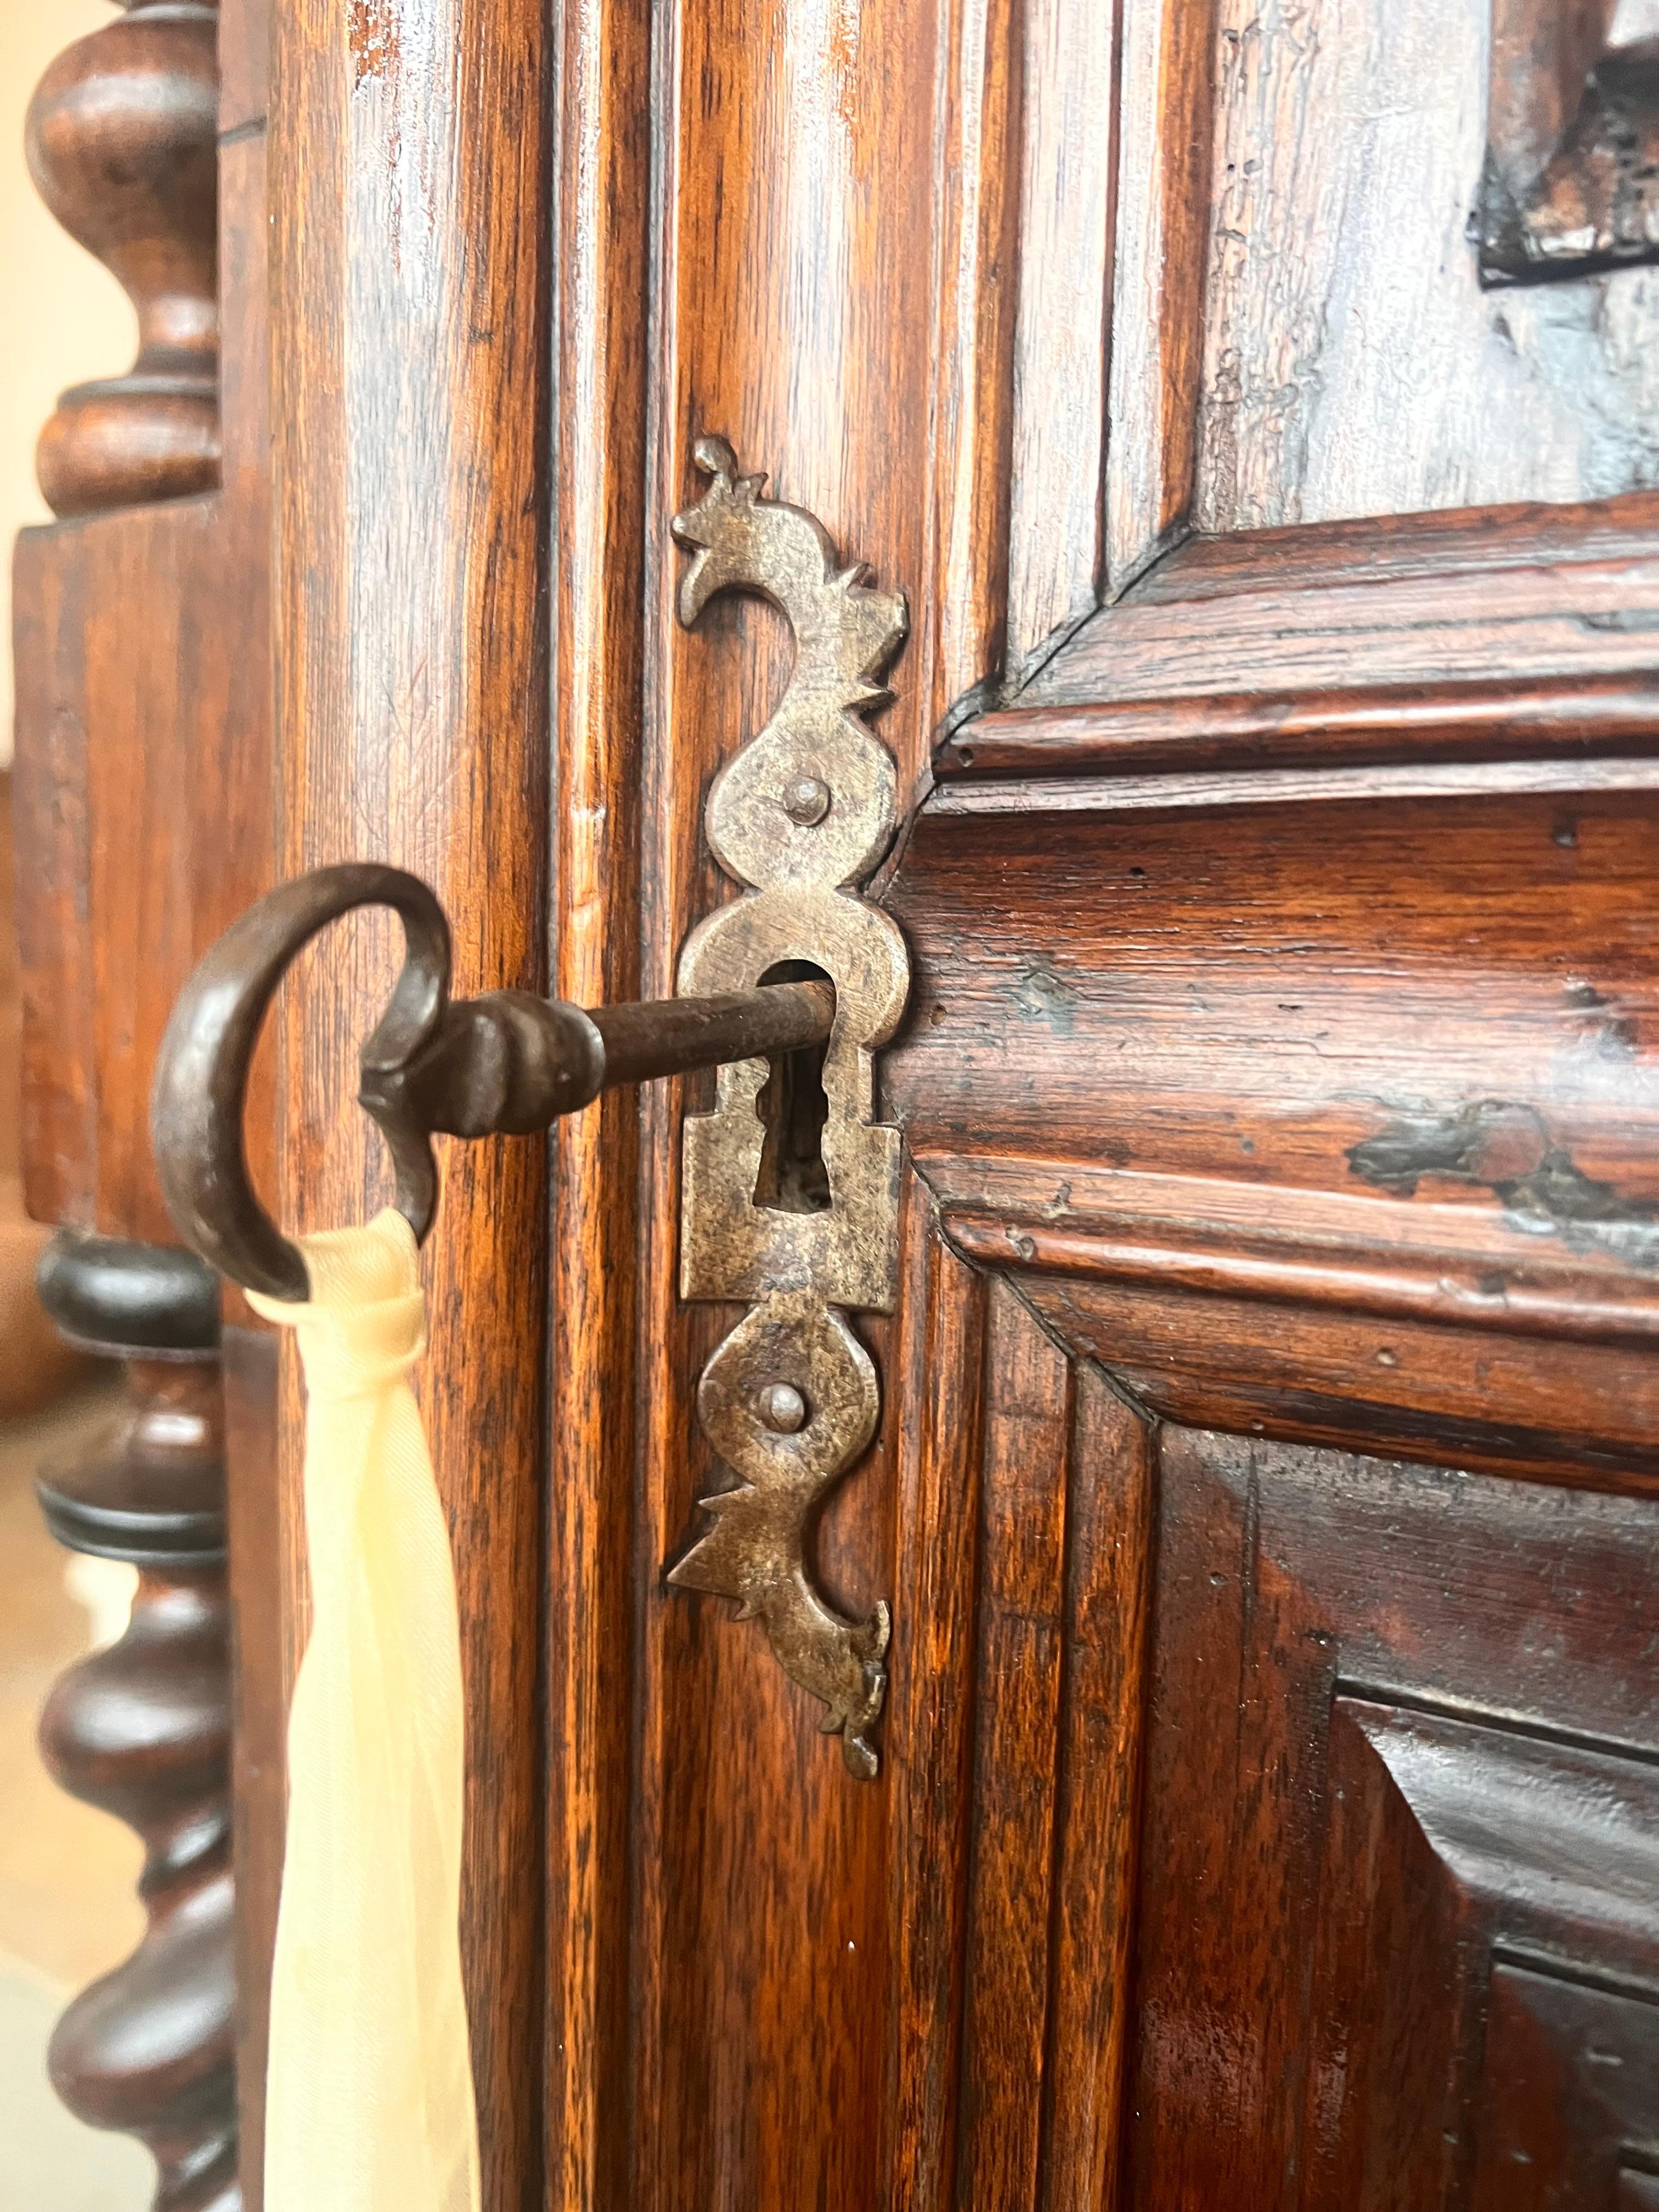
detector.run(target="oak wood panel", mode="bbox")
[956,1278,1071,2210]
[1006,0,1117,674]
[1105,0,1216,591]
[939,1175,1659,1348]
[268,3,552,2204]
[12,123,272,1244]
[883,792,1659,1211]
[1036,1367,1150,2212]
[1018,506,1659,715]
[940,675,1659,784]
[1191,0,1659,528]
[876,1204,1155,2212]
[1126,1427,1659,2206]
[883,1199,989,2211]
[883,778,1659,1485]
[541,0,651,2200]
[1018,1267,1659,1486]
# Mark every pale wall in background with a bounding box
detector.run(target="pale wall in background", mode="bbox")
[1,5,137,768]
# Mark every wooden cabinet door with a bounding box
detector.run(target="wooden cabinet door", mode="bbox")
[590,3,1659,2207]
[14,1,1659,2208]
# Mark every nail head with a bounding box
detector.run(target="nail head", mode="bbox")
[757,1381,809,1433]
[783,776,831,826]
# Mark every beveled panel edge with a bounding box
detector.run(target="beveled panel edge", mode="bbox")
[924,755,1659,819]
[938,674,1659,785]
[923,1150,1659,1350]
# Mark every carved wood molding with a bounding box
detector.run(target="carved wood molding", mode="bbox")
[1130,1427,1659,2198]
[1474,0,1659,285]
[929,1152,1659,1350]
[33,1233,239,2212]
[25,0,221,517]
[917,1152,1659,1487]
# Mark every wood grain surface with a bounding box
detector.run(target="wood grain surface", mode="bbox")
[1125,1429,1659,2204]
[543,0,652,2198]
[12,22,272,1245]
[25,0,221,519]
[1192,0,1659,527]
[269,4,552,2204]
[12,0,1659,2206]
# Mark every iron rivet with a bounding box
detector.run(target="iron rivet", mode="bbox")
[757,1381,809,1433]
[783,776,831,826]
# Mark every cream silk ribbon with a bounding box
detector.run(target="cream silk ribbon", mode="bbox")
[248,1209,481,2212]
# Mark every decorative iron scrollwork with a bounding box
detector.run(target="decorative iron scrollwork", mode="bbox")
[668,437,910,1781]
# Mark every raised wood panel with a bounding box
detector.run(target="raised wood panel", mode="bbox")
[1127,1426,1659,2208]
[1005,498,1659,733]
[1473,1967,1659,2208]
[877,1232,1153,2212]
[884,791,1659,1214]
[1189,0,1659,531]
[627,1176,1158,2209]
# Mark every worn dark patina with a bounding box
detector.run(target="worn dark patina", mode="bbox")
[151,860,833,1302]
[1473,8,1659,286]
[1348,1097,1659,1273]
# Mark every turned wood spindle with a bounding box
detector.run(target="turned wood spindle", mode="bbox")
[26,0,221,518]
[34,1234,239,2212]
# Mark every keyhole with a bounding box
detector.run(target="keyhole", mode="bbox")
[753,960,833,1214]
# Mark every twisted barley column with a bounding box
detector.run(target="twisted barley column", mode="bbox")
[35,1235,239,2212]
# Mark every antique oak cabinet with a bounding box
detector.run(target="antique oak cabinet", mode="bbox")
[12,0,1659,2206]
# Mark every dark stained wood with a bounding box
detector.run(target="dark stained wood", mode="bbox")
[268,3,552,2204]
[956,1278,1072,2210]
[33,1240,238,2212]
[941,673,1659,782]
[221,1326,283,2212]
[1039,1369,1151,2212]
[885,791,1659,1214]
[1472,1967,1659,2207]
[543,0,651,2193]
[1475,0,1659,285]
[877,1192,1156,2211]
[1016,501,1659,716]
[12,5,272,1245]
[882,1194,988,2211]
[1125,1427,1659,2207]
[15,0,1659,2205]
[25,0,221,519]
